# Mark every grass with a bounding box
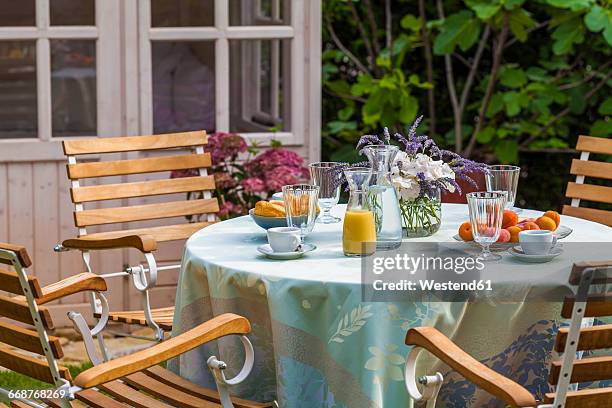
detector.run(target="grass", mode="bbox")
[0,362,92,403]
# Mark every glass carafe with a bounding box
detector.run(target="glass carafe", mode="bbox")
[363,145,403,250]
[343,168,377,257]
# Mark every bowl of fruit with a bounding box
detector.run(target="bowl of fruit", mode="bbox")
[249,200,288,230]
[454,210,572,250]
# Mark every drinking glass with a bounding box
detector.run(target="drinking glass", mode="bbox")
[485,165,520,210]
[282,184,320,243]
[466,192,506,261]
[309,162,341,224]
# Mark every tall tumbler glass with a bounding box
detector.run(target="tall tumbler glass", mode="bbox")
[467,192,506,261]
[282,184,320,243]
[485,165,520,210]
[309,162,341,224]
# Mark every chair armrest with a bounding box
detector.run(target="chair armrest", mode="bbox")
[62,234,157,253]
[74,313,250,389]
[13,273,107,305]
[406,327,537,408]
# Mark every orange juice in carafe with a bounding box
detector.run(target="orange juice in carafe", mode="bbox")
[342,168,377,257]
[343,209,376,256]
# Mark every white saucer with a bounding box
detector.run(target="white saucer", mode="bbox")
[257,243,316,260]
[507,245,563,263]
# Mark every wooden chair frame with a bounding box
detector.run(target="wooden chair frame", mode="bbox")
[55,131,218,347]
[0,243,266,408]
[404,261,612,408]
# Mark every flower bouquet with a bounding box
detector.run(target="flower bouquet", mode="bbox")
[171,132,308,220]
[357,116,488,237]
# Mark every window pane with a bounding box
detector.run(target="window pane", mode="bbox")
[51,40,96,136]
[151,0,214,27]
[229,0,290,26]
[51,0,95,25]
[229,39,291,133]
[152,42,215,133]
[0,41,37,138]
[0,1,35,26]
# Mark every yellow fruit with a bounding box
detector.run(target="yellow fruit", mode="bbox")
[536,216,556,231]
[458,222,473,241]
[543,210,560,229]
[507,226,522,243]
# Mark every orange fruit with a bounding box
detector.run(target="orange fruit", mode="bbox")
[502,210,519,228]
[543,210,560,229]
[522,222,540,231]
[536,216,557,231]
[458,222,473,241]
[507,226,522,243]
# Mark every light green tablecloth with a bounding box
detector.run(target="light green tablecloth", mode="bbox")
[170,204,612,407]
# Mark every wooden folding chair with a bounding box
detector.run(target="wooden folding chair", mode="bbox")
[404,260,612,408]
[0,242,273,408]
[55,131,218,342]
[563,135,612,226]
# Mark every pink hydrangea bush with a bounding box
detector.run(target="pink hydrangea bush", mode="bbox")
[171,132,308,220]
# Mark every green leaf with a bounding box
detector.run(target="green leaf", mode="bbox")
[408,74,433,89]
[465,0,502,20]
[400,14,422,31]
[398,95,418,124]
[503,91,522,116]
[568,87,587,114]
[376,55,392,69]
[486,93,505,117]
[590,120,612,137]
[338,106,354,121]
[433,11,480,55]
[551,15,585,55]
[326,79,351,95]
[500,67,528,88]
[494,140,519,163]
[598,97,612,115]
[476,127,496,143]
[525,67,550,81]
[508,8,536,42]
[546,0,593,11]
[351,75,374,96]
[327,120,357,134]
[585,5,607,31]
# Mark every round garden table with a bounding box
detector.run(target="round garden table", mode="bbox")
[169,204,612,408]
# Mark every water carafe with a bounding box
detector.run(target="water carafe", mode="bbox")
[362,145,403,250]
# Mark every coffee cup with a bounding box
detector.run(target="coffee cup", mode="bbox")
[519,230,557,255]
[267,227,301,252]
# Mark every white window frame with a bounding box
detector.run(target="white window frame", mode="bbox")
[0,0,121,161]
[137,0,305,147]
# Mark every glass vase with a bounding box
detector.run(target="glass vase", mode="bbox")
[400,187,442,238]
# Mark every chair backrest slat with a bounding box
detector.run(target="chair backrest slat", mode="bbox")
[561,293,612,318]
[562,205,612,227]
[549,356,612,384]
[576,135,612,155]
[566,182,612,204]
[0,267,43,297]
[570,159,612,180]
[0,344,70,384]
[62,130,207,155]
[555,324,612,352]
[67,153,211,179]
[74,198,219,227]
[71,175,215,203]
[0,294,54,329]
[0,320,63,359]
